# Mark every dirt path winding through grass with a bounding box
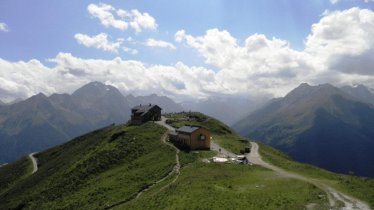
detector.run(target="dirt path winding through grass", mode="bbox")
[135,132,180,199]
[105,119,181,209]
[29,152,38,174]
[134,117,181,199]
[155,117,181,189]
[248,142,371,210]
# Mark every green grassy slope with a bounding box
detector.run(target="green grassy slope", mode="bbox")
[0,157,33,195]
[258,142,374,208]
[0,122,175,210]
[1,112,372,210]
[116,150,329,210]
[111,112,330,209]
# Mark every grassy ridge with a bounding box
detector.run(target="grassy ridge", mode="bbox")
[0,122,175,210]
[2,111,371,209]
[258,142,374,208]
[113,113,330,209]
[0,157,32,195]
[165,112,249,153]
[116,151,329,210]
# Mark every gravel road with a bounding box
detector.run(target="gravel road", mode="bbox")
[29,152,38,174]
[247,142,371,210]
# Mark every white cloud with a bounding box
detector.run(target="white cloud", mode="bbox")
[174,7,374,96]
[0,58,56,101]
[129,9,157,33]
[2,7,374,102]
[123,47,138,55]
[174,29,309,96]
[87,3,157,32]
[175,30,186,43]
[0,22,9,32]
[330,0,374,4]
[145,38,176,50]
[74,33,123,53]
[305,7,374,75]
[87,3,128,30]
[0,53,217,102]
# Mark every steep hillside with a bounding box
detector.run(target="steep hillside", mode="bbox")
[0,82,130,164]
[0,81,184,164]
[0,122,175,209]
[1,112,373,209]
[234,83,374,177]
[258,142,374,208]
[0,93,92,164]
[0,113,332,210]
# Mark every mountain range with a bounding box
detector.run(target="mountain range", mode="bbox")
[1,112,373,209]
[2,80,374,177]
[182,96,265,125]
[234,83,374,177]
[340,84,374,105]
[0,81,183,164]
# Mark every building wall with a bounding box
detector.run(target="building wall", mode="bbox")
[130,106,161,124]
[130,116,143,125]
[190,128,211,150]
[176,133,191,146]
[176,128,211,150]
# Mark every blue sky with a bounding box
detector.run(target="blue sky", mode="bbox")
[1,0,374,101]
[1,0,373,66]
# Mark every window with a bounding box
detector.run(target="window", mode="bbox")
[199,134,206,141]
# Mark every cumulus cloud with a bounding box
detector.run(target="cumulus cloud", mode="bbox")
[305,7,374,75]
[145,38,176,50]
[0,58,56,101]
[87,3,128,30]
[2,7,374,102]
[0,22,9,32]
[174,30,186,43]
[74,33,123,53]
[0,53,217,102]
[129,9,157,33]
[174,7,374,96]
[123,47,138,55]
[174,28,311,96]
[87,3,157,32]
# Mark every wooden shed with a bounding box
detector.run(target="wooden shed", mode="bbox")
[174,126,211,150]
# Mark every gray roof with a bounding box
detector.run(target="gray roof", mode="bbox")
[177,126,200,134]
[132,104,161,115]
